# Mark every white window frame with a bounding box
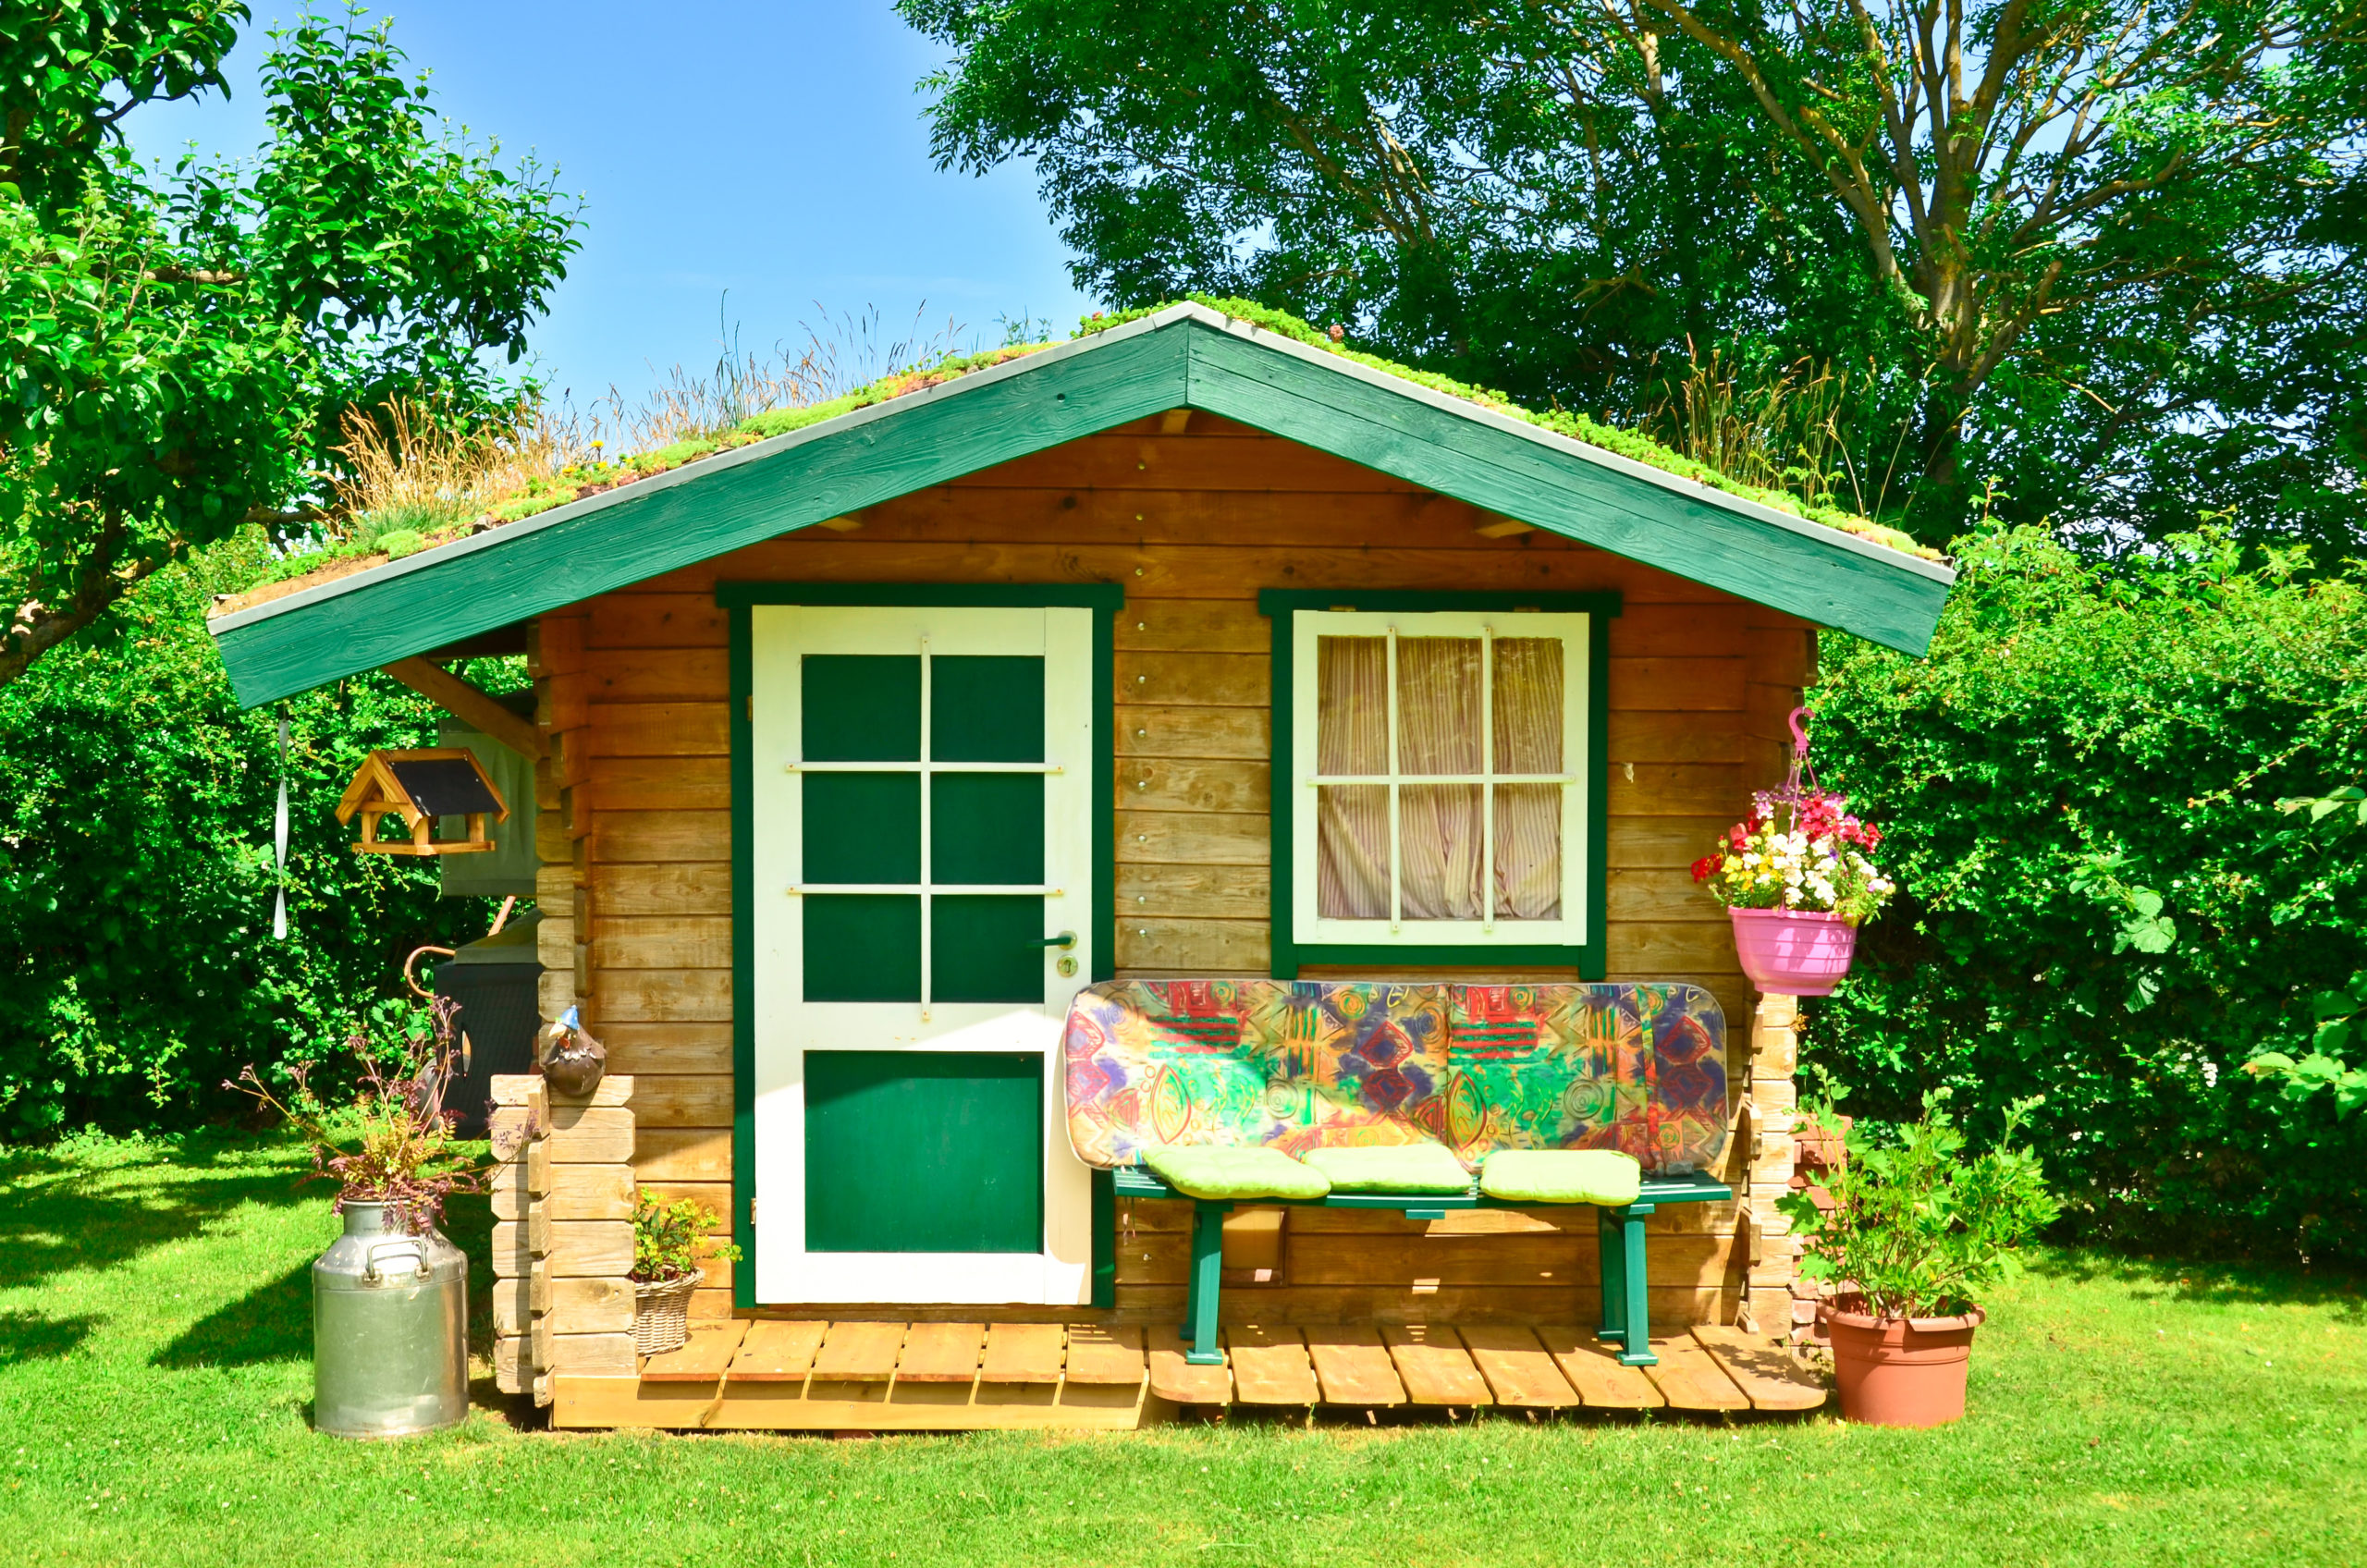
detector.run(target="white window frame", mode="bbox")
[1288,608,1592,949]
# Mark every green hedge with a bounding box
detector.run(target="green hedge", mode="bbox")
[1809,528,2367,1267]
[0,536,512,1137]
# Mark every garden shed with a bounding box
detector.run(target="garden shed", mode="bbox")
[209,302,1953,1428]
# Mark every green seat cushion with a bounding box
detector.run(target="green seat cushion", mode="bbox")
[1479,1149,1643,1207]
[1301,1142,1473,1194]
[1142,1145,1331,1201]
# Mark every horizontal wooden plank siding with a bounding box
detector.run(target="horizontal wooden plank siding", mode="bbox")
[564,417,1799,1331]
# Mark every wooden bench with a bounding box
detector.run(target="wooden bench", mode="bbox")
[1061,980,1734,1367]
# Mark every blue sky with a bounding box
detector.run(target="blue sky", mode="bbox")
[128,3,1096,410]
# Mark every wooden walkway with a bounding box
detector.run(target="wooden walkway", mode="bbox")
[548,1321,1824,1430]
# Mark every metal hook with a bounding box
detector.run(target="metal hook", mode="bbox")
[1788,705,1811,759]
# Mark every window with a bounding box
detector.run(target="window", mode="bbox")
[1262,591,1615,976]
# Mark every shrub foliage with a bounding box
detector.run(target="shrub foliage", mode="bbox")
[0,535,509,1137]
[1810,527,2367,1266]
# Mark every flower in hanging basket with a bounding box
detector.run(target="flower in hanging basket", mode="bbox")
[1695,787,1895,995]
[1693,789,1895,923]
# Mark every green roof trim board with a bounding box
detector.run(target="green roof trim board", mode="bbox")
[207,302,1955,706]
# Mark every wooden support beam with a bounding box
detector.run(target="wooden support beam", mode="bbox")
[383,656,546,761]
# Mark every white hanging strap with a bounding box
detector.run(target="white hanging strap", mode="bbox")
[271,717,290,941]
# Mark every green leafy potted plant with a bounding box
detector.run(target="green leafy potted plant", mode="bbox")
[1778,1089,2059,1427]
[631,1191,742,1355]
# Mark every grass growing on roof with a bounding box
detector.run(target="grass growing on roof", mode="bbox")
[2,1131,2361,1566]
[239,298,1941,608]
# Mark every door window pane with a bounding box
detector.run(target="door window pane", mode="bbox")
[803,773,920,884]
[803,655,920,761]
[932,655,1044,762]
[803,1050,1043,1253]
[931,895,1047,1003]
[931,773,1044,885]
[803,894,921,1001]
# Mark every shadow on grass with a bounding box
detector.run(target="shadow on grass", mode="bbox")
[0,1133,328,1294]
[2030,1247,2366,1320]
[0,1308,101,1365]
[153,1259,313,1367]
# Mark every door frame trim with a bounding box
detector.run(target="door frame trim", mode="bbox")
[721,582,1123,1309]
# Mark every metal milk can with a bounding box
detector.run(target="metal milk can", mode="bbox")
[313,1200,469,1439]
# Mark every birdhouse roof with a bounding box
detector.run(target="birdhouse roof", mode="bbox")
[335,748,508,824]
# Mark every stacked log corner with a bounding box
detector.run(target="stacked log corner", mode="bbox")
[1742,995,1804,1340]
[527,612,591,1030]
[491,1072,639,1402]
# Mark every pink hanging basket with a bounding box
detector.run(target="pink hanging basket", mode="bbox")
[1730,907,1858,996]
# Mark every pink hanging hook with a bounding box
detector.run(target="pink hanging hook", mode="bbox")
[1788,706,1811,759]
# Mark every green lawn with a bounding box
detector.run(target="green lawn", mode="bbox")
[2,1133,2361,1567]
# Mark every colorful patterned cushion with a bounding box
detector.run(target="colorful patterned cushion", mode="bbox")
[1301,1143,1473,1194]
[1061,980,1726,1175]
[1141,1145,1331,1201]
[1478,1148,1644,1207]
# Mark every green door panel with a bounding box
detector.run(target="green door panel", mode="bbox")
[931,895,1047,1003]
[803,1050,1044,1253]
[803,655,920,760]
[803,773,921,883]
[931,655,1044,762]
[803,894,921,1001]
[930,772,1045,884]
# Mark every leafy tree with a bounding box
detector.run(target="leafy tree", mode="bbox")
[0,6,580,685]
[901,0,2367,545]
[0,529,513,1138]
[1809,526,2367,1266]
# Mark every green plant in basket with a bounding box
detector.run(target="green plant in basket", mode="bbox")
[1779,1089,2060,1319]
[631,1190,742,1283]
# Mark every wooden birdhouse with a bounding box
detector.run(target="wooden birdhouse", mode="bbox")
[336,748,508,856]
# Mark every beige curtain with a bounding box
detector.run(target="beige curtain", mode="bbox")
[1491,638,1563,919]
[1314,633,1564,923]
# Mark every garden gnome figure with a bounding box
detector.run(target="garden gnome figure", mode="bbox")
[534,1005,606,1097]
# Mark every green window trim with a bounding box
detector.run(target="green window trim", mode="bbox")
[1259,588,1620,981]
[725,582,1124,1310]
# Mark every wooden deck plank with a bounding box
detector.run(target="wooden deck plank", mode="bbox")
[1642,1337,1752,1411]
[896,1322,985,1383]
[979,1322,1066,1384]
[1224,1324,1318,1406]
[1534,1327,1665,1409]
[1381,1325,1492,1406]
[1146,1326,1232,1404]
[726,1320,828,1382]
[1062,1323,1147,1385]
[1304,1324,1406,1407]
[639,1319,747,1383]
[810,1321,906,1382]
[1691,1327,1827,1412]
[1458,1325,1582,1408]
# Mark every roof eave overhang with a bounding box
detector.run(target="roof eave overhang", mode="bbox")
[210,302,1953,707]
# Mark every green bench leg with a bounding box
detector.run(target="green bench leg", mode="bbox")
[1182,1198,1230,1366]
[1596,1203,1659,1366]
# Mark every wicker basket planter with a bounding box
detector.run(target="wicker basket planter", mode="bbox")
[632,1268,703,1356]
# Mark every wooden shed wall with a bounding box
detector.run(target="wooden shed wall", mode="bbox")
[526,411,1810,1334]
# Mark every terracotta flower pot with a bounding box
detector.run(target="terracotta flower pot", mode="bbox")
[1823,1300,1985,1427]
[1730,907,1858,996]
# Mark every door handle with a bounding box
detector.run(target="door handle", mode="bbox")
[1030,931,1077,949]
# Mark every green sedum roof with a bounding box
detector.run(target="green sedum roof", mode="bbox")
[209,301,1954,706]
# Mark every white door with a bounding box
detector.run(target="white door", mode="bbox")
[748,604,1096,1305]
